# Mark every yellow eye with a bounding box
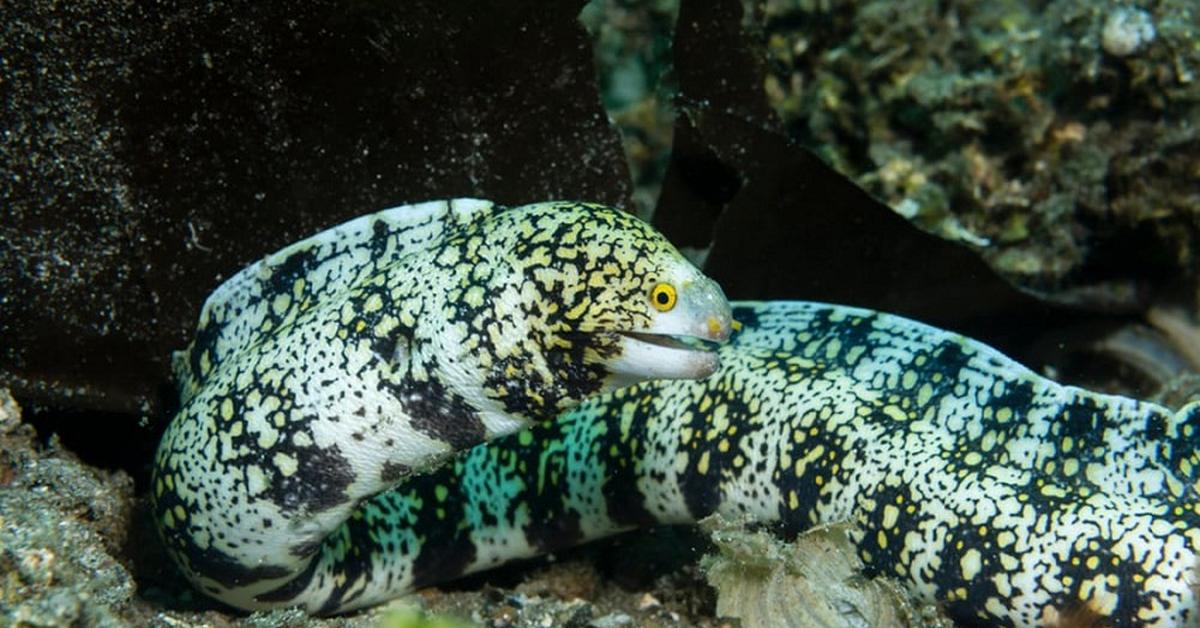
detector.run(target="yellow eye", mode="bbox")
[651,283,677,312]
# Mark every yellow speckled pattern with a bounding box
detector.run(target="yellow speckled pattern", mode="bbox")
[151,199,731,610]
[153,200,1198,623]
[310,301,1200,625]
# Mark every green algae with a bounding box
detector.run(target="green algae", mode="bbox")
[753,0,1200,293]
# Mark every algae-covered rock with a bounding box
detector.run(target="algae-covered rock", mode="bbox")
[752,0,1200,301]
[700,516,951,628]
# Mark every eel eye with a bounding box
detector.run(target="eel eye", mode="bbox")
[651,283,677,312]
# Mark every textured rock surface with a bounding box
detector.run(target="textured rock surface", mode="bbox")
[752,0,1200,300]
[0,390,138,625]
[1,0,631,416]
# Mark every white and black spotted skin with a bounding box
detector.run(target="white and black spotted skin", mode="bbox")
[313,302,1200,625]
[155,199,1200,625]
[151,200,733,610]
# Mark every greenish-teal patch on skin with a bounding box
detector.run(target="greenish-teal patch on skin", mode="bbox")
[151,199,731,611]
[299,302,1200,626]
[154,197,1199,625]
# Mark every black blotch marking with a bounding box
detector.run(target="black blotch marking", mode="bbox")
[599,393,660,528]
[409,533,476,592]
[677,461,719,519]
[1167,404,1200,476]
[188,320,223,385]
[255,548,321,603]
[1055,398,1110,456]
[405,473,478,590]
[368,217,392,258]
[264,442,355,514]
[675,386,758,522]
[730,305,759,339]
[1145,411,1167,441]
[523,510,584,553]
[380,461,411,483]
[772,415,842,535]
[979,377,1038,447]
[514,417,592,550]
[855,484,929,576]
[382,375,486,450]
[185,543,292,590]
[543,331,612,405]
[314,520,376,614]
[823,310,876,363]
[928,339,972,382]
[268,246,321,298]
[289,535,325,558]
[990,377,1036,417]
[371,322,414,368]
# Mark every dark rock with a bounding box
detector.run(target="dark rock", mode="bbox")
[1,0,630,417]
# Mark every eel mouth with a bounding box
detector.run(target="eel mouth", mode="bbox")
[601,330,723,390]
[615,330,715,352]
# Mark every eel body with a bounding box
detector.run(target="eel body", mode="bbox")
[299,301,1200,626]
[151,200,732,610]
[153,198,1200,626]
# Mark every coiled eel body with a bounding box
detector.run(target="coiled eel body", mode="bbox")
[153,200,1199,626]
[309,302,1200,626]
[151,199,733,611]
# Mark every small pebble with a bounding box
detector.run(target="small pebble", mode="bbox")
[637,592,662,611]
[1102,7,1156,57]
[490,604,519,627]
[589,612,634,627]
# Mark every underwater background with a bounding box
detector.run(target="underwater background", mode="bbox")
[1,0,1198,625]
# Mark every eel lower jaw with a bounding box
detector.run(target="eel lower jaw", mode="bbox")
[602,330,721,391]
